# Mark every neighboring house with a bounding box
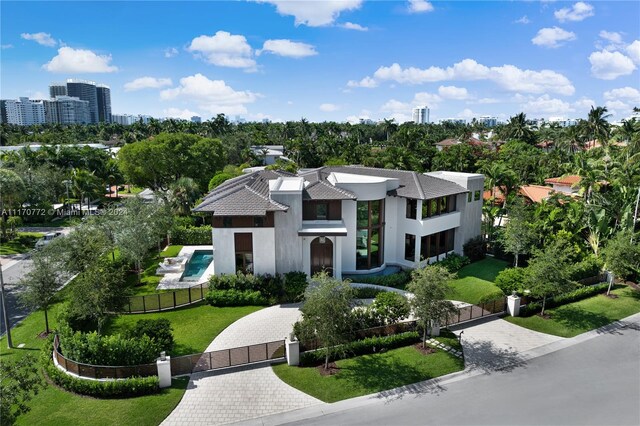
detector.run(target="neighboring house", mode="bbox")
[518,185,555,204]
[193,166,484,280]
[544,175,581,195]
[250,145,287,165]
[434,137,502,152]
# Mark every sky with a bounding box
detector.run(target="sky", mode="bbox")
[1,1,639,123]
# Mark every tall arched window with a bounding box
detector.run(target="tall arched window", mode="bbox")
[356,199,384,269]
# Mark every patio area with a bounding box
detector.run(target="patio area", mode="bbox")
[156,245,215,290]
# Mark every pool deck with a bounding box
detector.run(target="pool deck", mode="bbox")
[156,245,215,290]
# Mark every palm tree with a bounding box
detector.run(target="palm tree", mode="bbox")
[71,169,101,216]
[381,118,398,142]
[169,177,200,216]
[504,112,535,144]
[584,106,611,149]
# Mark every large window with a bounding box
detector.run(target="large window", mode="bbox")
[303,200,341,220]
[405,234,416,262]
[406,199,417,219]
[422,195,457,219]
[234,233,253,273]
[356,200,384,269]
[420,229,456,261]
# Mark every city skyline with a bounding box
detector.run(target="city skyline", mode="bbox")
[1,1,639,123]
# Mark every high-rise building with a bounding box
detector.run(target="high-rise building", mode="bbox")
[5,97,46,125]
[412,106,430,124]
[96,84,112,123]
[475,116,498,127]
[66,79,98,123]
[191,115,202,123]
[0,100,8,124]
[49,83,67,98]
[51,96,91,124]
[43,100,59,123]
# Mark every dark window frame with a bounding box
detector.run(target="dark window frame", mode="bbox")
[357,199,385,270]
[405,233,416,262]
[406,198,417,219]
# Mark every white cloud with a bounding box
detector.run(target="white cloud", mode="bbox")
[599,31,623,45]
[319,103,340,112]
[21,32,57,47]
[381,93,441,114]
[124,77,173,92]
[515,16,530,24]
[164,47,179,58]
[388,113,412,123]
[163,108,202,120]
[588,49,636,80]
[532,27,576,48]
[626,40,640,65]
[413,92,442,106]
[256,0,362,27]
[475,97,500,104]
[347,76,378,88]
[457,108,476,119]
[188,31,256,70]
[407,0,434,14]
[43,46,118,73]
[257,39,318,58]
[554,2,594,22]
[381,99,410,113]
[358,59,575,95]
[340,22,368,31]
[604,100,634,117]
[603,87,640,103]
[573,97,596,111]
[1,44,13,49]
[437,85,469,100]
[160,73,258,115]
[520,94,574,116]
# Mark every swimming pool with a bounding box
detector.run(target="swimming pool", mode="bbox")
[180,250,214,281]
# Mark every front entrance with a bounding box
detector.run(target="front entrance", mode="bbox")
[310,237,333,277]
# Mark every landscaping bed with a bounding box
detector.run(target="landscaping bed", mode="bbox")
[505,286,640,337]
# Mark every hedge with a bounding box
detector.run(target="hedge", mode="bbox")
[433,253,470,273]
[299,331,421,366]
[520,283,610,316]
[463,236,486,261]
[170,225,212,245]
[42,341,160,398]
[351,271,411,289]
[205,289,269,307]
[209,271,308,304]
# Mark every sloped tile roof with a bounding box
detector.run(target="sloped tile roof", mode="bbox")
[303,180,356,200]
[544,175,581,186]
[519,185,554,204]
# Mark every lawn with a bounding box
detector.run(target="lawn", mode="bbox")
[273,339,464,403]
[0,232,44,255]
[447,258,508,304]
[124,245,184,295]
[506,286,640,338]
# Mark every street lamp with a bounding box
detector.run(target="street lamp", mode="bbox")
[0,265,12,349]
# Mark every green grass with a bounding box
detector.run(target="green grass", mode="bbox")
[446,258,508,304]
[25,217,81,228]
[506,287,640,337]
[124,245,184,295]
[0,232,44,255]
[273,343,464,403]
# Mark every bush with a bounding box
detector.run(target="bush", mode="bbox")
[209,272,263,292]
[205,289,268,307]
[59,326,162,366]
[351,307,384,330]
[170,225,212,245]
[371,292,410,324]
[208,271,307,304]
[126,319,174,352]
[520,283,610,316]
[463,236,486,261]
[283,271,308,303]
[351,271,412,289]
[434,253,470,273]
[42,340,159,398]
[495,267,527,295]
[208,172,236,190]
[568,256,603,281]
[299,331,421,366]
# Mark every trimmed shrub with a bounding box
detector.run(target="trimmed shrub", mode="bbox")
[126,319,174,352]
[42,341,159,398]
[208,271,307,304]
[434,253,470,273]
[495,267,527,295]
[352,307,384,330]
[299,331,421,366]
[352,271,412,289]
[283,271,308,303]
[205,289,268,307]
[463,236,486,261]
[371,292,410,324]
[568,256,603,281]
[170,225,212,245]
[208,172,236,191]
[520,283,610,316]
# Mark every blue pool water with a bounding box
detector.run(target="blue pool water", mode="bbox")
[181,250,214,281]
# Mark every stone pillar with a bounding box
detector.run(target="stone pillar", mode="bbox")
[429,321,440,337]
[507,294,521,317]
[156,354,172,388]
[286,337,300,366]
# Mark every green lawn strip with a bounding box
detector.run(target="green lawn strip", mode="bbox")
[15,377,189,426]
[446,258,508,304]
[103,303,263,356]
[273,345,464,403]
[505,287,640,338]
[0,232,45,255]
[124,245,184,295]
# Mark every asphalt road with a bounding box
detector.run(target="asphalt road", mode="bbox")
[288,323,640,426]
[0,258,35,336]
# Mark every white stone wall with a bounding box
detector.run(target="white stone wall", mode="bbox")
[212,227,276,275]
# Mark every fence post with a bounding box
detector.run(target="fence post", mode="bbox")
[507,294,521,317]
[247,346,250,363]
[493,299,496,313]
[156,353,172,388]
[158,293,161,311]
[286,337,300,366]
[481,302,485,317]
[143,296,146,313]
[200,284,204,300]
[189,289,192,304]
[173,292,177,309]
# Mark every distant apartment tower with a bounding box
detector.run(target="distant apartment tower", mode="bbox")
[49,83,67,98]
[66,80,99,123]
[0,100,7,124]
[96,84,112,123]
[412,106,430,124]
[51,96,91,124]
[112,113,136,125]
[191,115,202,123]
[5,97,46,125]
[476,116,498,127]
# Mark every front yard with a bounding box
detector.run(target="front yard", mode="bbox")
[273,332,464,403]
[447,257,508,304]
[0,232,44,255]
[506,286,640,337]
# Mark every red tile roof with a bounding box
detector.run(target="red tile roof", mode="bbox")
[544,175,582,186]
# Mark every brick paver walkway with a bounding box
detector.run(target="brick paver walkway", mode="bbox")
[162,304,319,426]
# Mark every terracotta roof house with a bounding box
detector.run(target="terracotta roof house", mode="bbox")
[193,166,484,280]
[434,138,461,151]
[544,175,582,195]
[519,185,555,204]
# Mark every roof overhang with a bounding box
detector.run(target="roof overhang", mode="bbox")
[298,220,348,237]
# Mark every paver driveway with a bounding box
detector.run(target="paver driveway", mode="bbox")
[162,304,321,426]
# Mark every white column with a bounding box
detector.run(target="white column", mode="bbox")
[507,294,521,317]
[334,236,342,281]
[156,355,172,388]
[285,337,300,366]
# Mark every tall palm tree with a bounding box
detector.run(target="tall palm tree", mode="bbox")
[71,169,101,216]
[505,112,535,144]
[169,177,200,216]
[584,106,611,149]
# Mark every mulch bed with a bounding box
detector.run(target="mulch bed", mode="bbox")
[413,343,437,356]
[37,331,51,339]
[536,313,552,320]
[317,362,341,376]
[602,293,619,299]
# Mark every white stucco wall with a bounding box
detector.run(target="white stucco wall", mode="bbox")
[302,235,342,280]
[212,227,276,275]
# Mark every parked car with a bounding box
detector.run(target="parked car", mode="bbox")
[35,231,63,249]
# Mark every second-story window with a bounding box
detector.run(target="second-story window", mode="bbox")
[406,199,417,219]
[254,216,264,227]
[316,203,328,220]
